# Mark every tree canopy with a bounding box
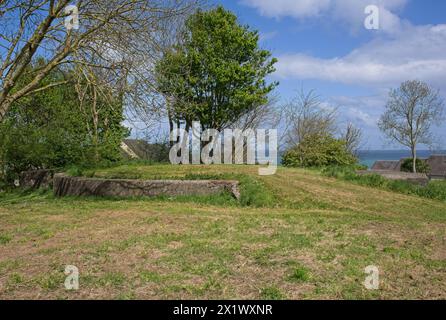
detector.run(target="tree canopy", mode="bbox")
[0,60,128,180]
[156,6,278,131]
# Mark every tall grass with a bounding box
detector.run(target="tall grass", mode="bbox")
[322,166,446,202]
[184,173,277,207]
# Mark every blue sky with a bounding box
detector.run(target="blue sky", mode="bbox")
[214,0,446,149]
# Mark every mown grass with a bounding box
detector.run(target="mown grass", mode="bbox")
[70,164,278,208]
[0,164,445,300]
[322,166,446,202]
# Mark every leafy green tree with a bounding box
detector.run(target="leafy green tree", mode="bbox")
[282,133,357,168]
[0,61,128,180]
[156,6,278,132]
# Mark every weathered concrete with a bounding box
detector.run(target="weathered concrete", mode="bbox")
[371,160,402,171]
[427,155,446,179]
[53,174,240,199]
[356,170,429,186]
[19,169,54,189]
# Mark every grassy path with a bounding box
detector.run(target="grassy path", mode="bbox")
[0,165,445,299]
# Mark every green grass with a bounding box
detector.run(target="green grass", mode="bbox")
[0,164,445,299]
[322,166,446,202]
[260,286,286,300]
[73,164,278,208]
[287,265,311,282]
[0,234,12,244]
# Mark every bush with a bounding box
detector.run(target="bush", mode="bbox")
[283,134,357,168]
[400,158,430,173]
[416,180,446,200]
[0,61,128,181]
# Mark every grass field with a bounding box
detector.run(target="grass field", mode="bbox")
[0,164,445,299]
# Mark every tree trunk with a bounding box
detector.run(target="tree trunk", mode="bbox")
[411,146,417,173]
[0,98,12,122]
[92,88,100,164]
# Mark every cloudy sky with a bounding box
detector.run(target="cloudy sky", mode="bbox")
[216,0,446,149]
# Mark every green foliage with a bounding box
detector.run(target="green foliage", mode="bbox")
[156,6,278,130]
[0,60,128,181]
[287,265,310,282]
[283,134,357,168]
[400,158,430,173]
[71,167,277,208]
[0,234,12,245]
[184,172,276,207]
[65,166,86,177]
[237,175,276,207]
[416,180,446,200]
[322,166,446,202]
[260,286,286,300]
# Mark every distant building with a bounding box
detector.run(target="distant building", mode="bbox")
[371,155,446,179]
[371,160,401,171]
[426,155,446,179]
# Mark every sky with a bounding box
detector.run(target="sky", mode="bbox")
[214,0,446,150]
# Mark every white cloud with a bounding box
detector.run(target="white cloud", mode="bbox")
[259,31,278,42]
[241,0,331,19]
[275,24,446,90]
[242,0,446,148]
[346,107,378,127]
[329,95,384,127]
[241,0,408,33]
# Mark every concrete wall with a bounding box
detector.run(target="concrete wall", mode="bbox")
[356,170,429,186]
[19,169,54,189]
[53,174,240,199]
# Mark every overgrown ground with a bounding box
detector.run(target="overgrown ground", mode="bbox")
[0,165,445,299]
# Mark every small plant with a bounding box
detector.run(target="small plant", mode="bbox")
[288,265,310,282]
[0,234,12,245]
[139,271,163,283]
[65,165,84,177]
[38,272,64,290]
[9,273,24,285]
[98,272,126,287]
[260,286,286,300]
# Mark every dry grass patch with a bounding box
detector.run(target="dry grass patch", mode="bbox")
[0,165,445,299]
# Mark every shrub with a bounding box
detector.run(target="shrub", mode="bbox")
[400,158,430,173]
[283,134,357,168]
[0,61,128,181]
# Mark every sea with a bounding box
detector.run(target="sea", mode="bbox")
[357,150,446,168]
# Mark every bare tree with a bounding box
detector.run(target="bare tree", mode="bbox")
[0,0,199,122]
[343,123,363,156]
[283,89,338,149]
[231,94,280,131]
[378,80,445,173]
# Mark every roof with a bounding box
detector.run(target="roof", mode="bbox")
[427,155,446,177]
[371,155,446,178]
[371,160,401,171]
